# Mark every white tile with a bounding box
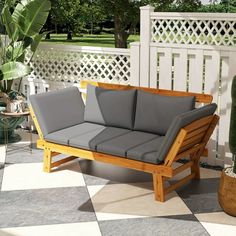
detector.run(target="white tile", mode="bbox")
[87,182,192,220]
[196,212,236,236]
[1,161,85,191]
[87,185,148,221]
[0,222,102,236]
[200,222,236,236]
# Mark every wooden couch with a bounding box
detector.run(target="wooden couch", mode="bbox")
[30,81,219,202]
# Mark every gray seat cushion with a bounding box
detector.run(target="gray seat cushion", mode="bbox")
[69,127,131,150]
[84,84,136,129]
[127,136,165,164]
[45,122,105,145]
[30,87,84,136]
[156,103,217,163]
[96,131,158,157]
[134,90,195,135]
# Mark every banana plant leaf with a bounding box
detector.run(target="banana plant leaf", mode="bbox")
[0,61,32,80]
[6,42,25,61]
[1,5,18,41]
[31,32,47,52]
[14,0,51,37]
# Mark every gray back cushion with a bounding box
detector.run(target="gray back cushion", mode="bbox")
[30,87,85,137]
[156,103,217,163]
[134,90,195,135]
[84,84,136,129]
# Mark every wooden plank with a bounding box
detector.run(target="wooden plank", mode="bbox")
[51,152,61,157]
[164,129,187,166]
[173,161,194,176]
[184,116,213,132]
[174,144,205,161]
[164,173,195,195]
[182,136,203,148]
[37,139,173,177]
[179,143,201,154]
[153,173,164,202]
[29,106,44,140]
[185,124,209,139]
[51,156,78,168]
[80,80,213,104]
[43,148,52,173]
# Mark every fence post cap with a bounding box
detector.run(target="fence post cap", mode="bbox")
[140,5,154,11]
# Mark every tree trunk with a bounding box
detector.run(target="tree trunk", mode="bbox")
[45,13,51,40]
[67,31,72,40]
[45,33,50,40]
[114,14,128,48]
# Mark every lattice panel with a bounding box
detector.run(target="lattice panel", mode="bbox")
[27,47,131,84]
[151,18,236,46]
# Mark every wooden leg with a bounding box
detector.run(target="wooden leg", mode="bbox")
[43,148,52,173]
[190,154,200,179]
[153,173,165,202]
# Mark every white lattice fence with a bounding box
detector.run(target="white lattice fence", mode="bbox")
[151,12,236,46]
[26,44,131,84]
[140,6,236,166]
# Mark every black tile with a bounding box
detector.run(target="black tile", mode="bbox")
[0,187,96,228]
[80,159,152,186]
[176,178,222,214]
[99,215,209,236]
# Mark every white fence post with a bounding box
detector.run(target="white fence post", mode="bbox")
[140,5,154,87]
[130,42,140,86]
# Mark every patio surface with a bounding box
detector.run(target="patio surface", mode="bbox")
[0,131,236,236]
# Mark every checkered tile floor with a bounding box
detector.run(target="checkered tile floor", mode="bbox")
[0,131,236,236]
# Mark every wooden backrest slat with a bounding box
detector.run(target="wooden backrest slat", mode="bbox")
[184,116,213,132]
[80,80,213,104]
[185,124,209,140]
[182,132,206,146]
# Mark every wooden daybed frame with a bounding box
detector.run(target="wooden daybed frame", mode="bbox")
[30,81,219,202]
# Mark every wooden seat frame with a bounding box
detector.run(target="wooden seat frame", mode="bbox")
[30,81,219,202]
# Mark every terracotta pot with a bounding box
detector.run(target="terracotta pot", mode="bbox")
[218,168,236,216]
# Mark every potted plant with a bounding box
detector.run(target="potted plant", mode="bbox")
[218,75,236,216]
[0,0,51,143]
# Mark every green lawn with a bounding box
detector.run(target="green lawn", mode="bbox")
[42,33,140,48]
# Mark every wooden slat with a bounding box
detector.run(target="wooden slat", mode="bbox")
[174,143,205,161]
[173,161,194,176]
[185,124,209,139]
[51,156,78,168]
[182,134,204,147]
[29,106,44,140]
[164,173,195,194]
[164,129,187,166]
[37,139,173,177]
[179,142,202,154]
[184,115,213,132]
[80,80,213,104]
[51,152,61,157]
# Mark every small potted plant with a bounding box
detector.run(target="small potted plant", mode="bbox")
[0,0,51,143]
[218,75,236,216]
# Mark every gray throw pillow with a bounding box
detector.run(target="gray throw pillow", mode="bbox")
[84,84,137,129]
[134,90,195,135]
[30,86,85,136]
